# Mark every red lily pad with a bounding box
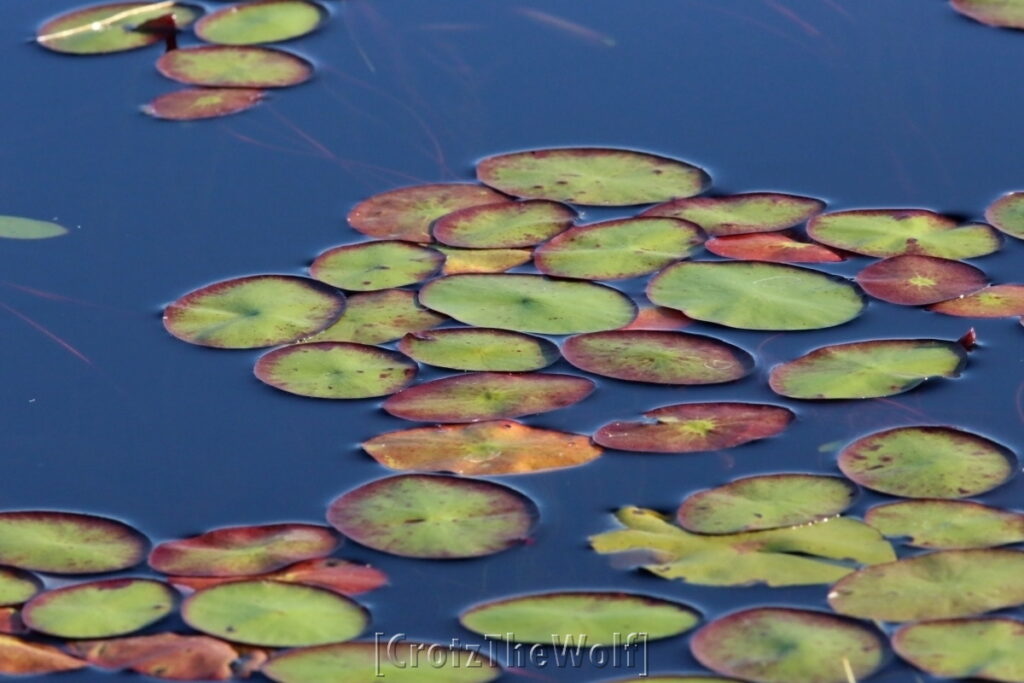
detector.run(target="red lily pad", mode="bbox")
[621,306,693,330]
[36,2,201,55]
[807,209,1001,258]
[68,633,238,679]
[168,558,387,596]
[855,255,988,305]
[642,192,826,236]
[310,241,443,291]
[929,284,1024,317]
[0,511,148,574]
[432,200,575,248]
[986,191,1024,238]
[0,635,86,675]
[382,372,594,422]
[704,233,844,263]
[254,342,417,399]
[0,609,25,635]
[348,184,508,243]
[300,289,445,345]
[156,46,313,88]
[144,88,264,121]
[594,403,794,453]
[22,578,177,638]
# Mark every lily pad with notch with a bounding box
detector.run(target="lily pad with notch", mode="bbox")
[37,2,201,54]
[641,192,826,236]
[855,255,987,305]
[254,342,417,399]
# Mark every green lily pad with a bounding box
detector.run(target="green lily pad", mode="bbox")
[0,568,41,608]
[0,511,148,574]
[144,88,264,120]
[254,342,417,399]
[0,216,68,240]
[677,474,857,534]
[865,500,1024,549]
[594,403,794,453]
[807,209,1001,258]
[460,592,700,645]
[433,200,575,248]
[641,193,826,236]
[183,580,368,646]
[929,284,1024,317]
[647,261,864,331]
[67,633,238,679]
[828,549,1024,620]
[894,617,1024,681]
[691,607,885,683]
[0,636,87,675]
[363,420,602,475]
[855,255,988,305]
[300,289,445,345]
[310,241,443,291]
[169,557,387,597]
[326,474,537,558]
[348,184,509,243]
[22,579,175,639]
[952,0,1024,28]
[37,2,200,54]
[838,426,1015,499]
[156,46,312,88]
[382,372,593,422]
[419,274,636,334]
[164,275,344,348]
[437,246,533,274]
[704,233,844,263]
[263,642,502,683]
[608,678,743,683]
[986,191,1024,238]
[195,0,324,45]
[398,328,560,372]
[769,338,967,399]
[562,331,752,385]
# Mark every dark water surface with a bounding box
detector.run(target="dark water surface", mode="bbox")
[3,0,1024,680]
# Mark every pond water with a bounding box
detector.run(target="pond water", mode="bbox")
[3,0,1024,680]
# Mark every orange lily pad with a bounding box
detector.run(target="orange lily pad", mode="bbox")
[168,558,387,597]
[929,284,1024,317]
[704,233,844,263]
[0,635,86,675]
[67,633,238,680]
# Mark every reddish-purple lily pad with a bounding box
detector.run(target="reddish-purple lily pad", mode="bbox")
[254,342,417,399]
[642,193,826,236]
[0,511,148,575]
[704,233,844,263]
[22,578,176,638]
[348,184,509,243]
[929,284,1024,317]
[144,88,264,120]
[855,255,988,305]
[310,241,443,291]
[300,289,445,345]
[156,46,312,88]
[594,403,794,453]
[432,200,575,248]
[807,209,1001,258]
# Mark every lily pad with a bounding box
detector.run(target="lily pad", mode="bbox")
[433,200,575,248]
[382,372,593,422]
[183,580,368,646]
[807,209,1001,258]
[419,274,636,333]
[642,193,826,236]
[22,579,175,639]
[156,46,312,88]
[0,511,148,574]
[348,184,508,243]
[594,403,793,453]
[691,607,885,683]
[398,328,559,372]
[647,261,864,331]
[310,241,443,291]
[704,233,844,263]
[460,592,700,645]
[677,474,858,534]
[0,568,41,608]
[0,609,22,635]
[562,331,752,385]
[363,420,602,475]
[0,216,68,240]
[828,549,1024,620]
[838,426,1015,498]
[254,342,417,399]
[144,88,264,120]
[855,255,988,305]
[437,246,533,274]
[300,289,445,345]
[929,284,1024,317]
[37,2,200,54]
[0,635,86,674]
[622,306,693,330]
[609,678,742,683]
[68,633,238,679]
[952,0,1024,28]
[195,0,323,45]
[534,217,704,280]
[169,558,387,597]
[894,617,1024,681]
[986,191,1024,238]
[769,338,967,399]
[326,474,537,558]
[865,500,1024,549]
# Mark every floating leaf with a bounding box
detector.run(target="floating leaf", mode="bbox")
[326,474,537,559]
[144,88,263,120]
[419,274,636,333]
[0,216,67,240]
[382,372,593,422]
[0,635,86,674]
[594,403,793,453]
[398,328,559,372]
[348,184,508,243]
[865,500,1024,549]
[894,618,1024,681]
[254,342,417,399]
[0,511,147,574]
[807,209,1001,258]
[562,331,752,385]
[838,426,1015,499]
[704,233,844,263]
[769,338,967,399]
[460,592,700,645]
[169,558,387,597]
[22,579,175,639]
[621,306,693,330]
[300,289,445,345]
[432,200,575,248]
[929,284,1024,317]
[952,0,1024,28]
[647,261,864,331]
[437,246,532,274]
[156,46,312,88]
[0,568,41,608]
[310,241,443,291]
[986,191,1024,238]
[363,420,601,475]
[590,507,895,587]
[642,193,826,236]
[67,633,238,679]
[0,609,25,635]
[609,678,742,683]
[37,2,200,54]
[195,0,323,45]
[183,580,368,647]
[677,474,857,534]
[691,607,884,683]
[855,255,987,305]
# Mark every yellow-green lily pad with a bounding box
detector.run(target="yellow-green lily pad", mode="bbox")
[254,342,417,399]
[437,246,533,274]
[894,617,1024,681]
[807,209,1001,258]
[22,579,175,639]
[300,289,445,345]
[0,511,148,575]
[194,0,324,45]
[0,568,41,608]
[866,500,1024,549]
[986,190,1024,238]
[642,192,826,236]
[398,328,559,372]
[37,2,200,54]
[348,184,508,243]
[310,241,443,292]
[952,0,1024,29]
[156,45,312,88]
[0,216,68,240]
[433,200,575,248]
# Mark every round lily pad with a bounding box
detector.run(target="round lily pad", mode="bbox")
[622,306,693,330]
[677,474,857,534]
[169,557,387,597]
[348,184,509,243]
[22,579,175,639]
[310,241,443,291]
[952,0,1024,28]
[642,193,826,236]
[156,46,312,88]
[326,474,537,558]
[37,2,200,54]
[929,284,1024,317]
[398,328,559,372]
[419,274,636,334]
[691,607,885,683]
[0,216,67,240]
[68,633,238,679]
[865,500,1024,549]
[144,88,264,120]
[828,549,1024,621]
[254,342,417,399]
[594,403,793,453]
[807,209,1001,258]
[437,246,533,274]
[704,233,844,263]
[433,200,575,248]
[986,191,1024,238]
[894,617,1024,681]
[647,261,863,331]
[0,511,148,574]
[363,420,602,475]
[300,289,445,345]
[195,0,324,45]
[534,217,704,280]
[769,338,967,399]
[855,255,987,305]
[0,635,86,675]
[460,592,700,645]
[164,275,344,348]
[183,580,368,646]
[0,568,41,608]
[838,426,1015,499]
[382,372,593,422]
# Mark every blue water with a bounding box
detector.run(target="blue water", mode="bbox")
[3,0,1024,680]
